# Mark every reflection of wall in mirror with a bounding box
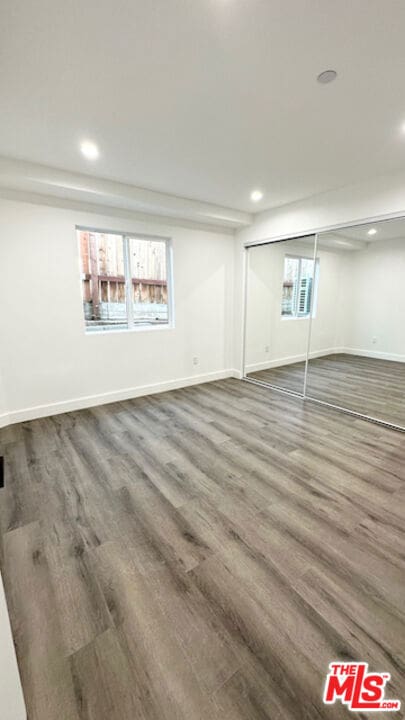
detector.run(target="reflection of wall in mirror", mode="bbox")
[245,240,343,372]
[342,237,405,360]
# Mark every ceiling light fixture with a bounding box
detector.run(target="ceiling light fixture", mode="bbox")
[317,69,337,84]
[251,189,263,202]
[80,140,99,160]
[367,228,377,236]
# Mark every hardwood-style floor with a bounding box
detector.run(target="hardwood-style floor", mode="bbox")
[0,378,405,719]
[249,353,405,427]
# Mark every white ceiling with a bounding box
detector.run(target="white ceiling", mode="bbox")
[332,217,405,243]
[320,217,405,250]
[1,0,405,214]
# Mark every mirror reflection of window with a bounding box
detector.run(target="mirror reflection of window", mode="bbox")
[281,255,319,318]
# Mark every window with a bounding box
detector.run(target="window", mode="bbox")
[78,229,171,332]
[281,255,318,318]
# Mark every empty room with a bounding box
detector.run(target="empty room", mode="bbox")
[0,2,404,718]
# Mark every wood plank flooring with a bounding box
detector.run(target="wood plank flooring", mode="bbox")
[0,378,404,719]
[248,353,405,427]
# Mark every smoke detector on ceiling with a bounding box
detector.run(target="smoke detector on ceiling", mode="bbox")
[317,70,337,84]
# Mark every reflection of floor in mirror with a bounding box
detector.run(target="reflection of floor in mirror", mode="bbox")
[248,361,306,394]
[248,353,405,426]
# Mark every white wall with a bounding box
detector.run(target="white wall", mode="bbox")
[0,198,236,423]
[2,169,405,422]
[331,238,405,361]
[310,247,348,355]
[0,373,9,427]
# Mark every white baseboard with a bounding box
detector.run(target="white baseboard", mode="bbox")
[246,347,340,374]
[246,355,305,374]
[3,369,240,427]
[343,347,405,363]
[3,346,402,429]
[245,345,405,375]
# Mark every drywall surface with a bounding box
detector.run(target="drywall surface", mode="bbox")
[0,198,236,422]
[0,574,26,720]
[0,373,9,427]
[340,238,405,360]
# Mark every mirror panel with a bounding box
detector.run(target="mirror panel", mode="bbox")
[244,236,316,395]
[306,218,405,427]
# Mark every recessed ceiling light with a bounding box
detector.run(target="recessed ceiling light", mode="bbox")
[317,69,337,84]
[367,228,377,236]
[80,140,99,160]
[251,190,263,202]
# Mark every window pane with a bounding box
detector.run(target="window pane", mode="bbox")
[128,238,168,325]
[297,258,314,316]
[282,257,299,316]
[281,256,316,317]
[78,231,128,331]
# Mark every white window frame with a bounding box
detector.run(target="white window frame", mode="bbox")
[282,254,319,319]
[77,226,174,334]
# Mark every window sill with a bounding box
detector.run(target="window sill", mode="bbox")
[85,323,175,336]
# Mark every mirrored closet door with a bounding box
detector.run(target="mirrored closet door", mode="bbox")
[243,217,405,431]
[306,217,405,428]
[244,235,316,396]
